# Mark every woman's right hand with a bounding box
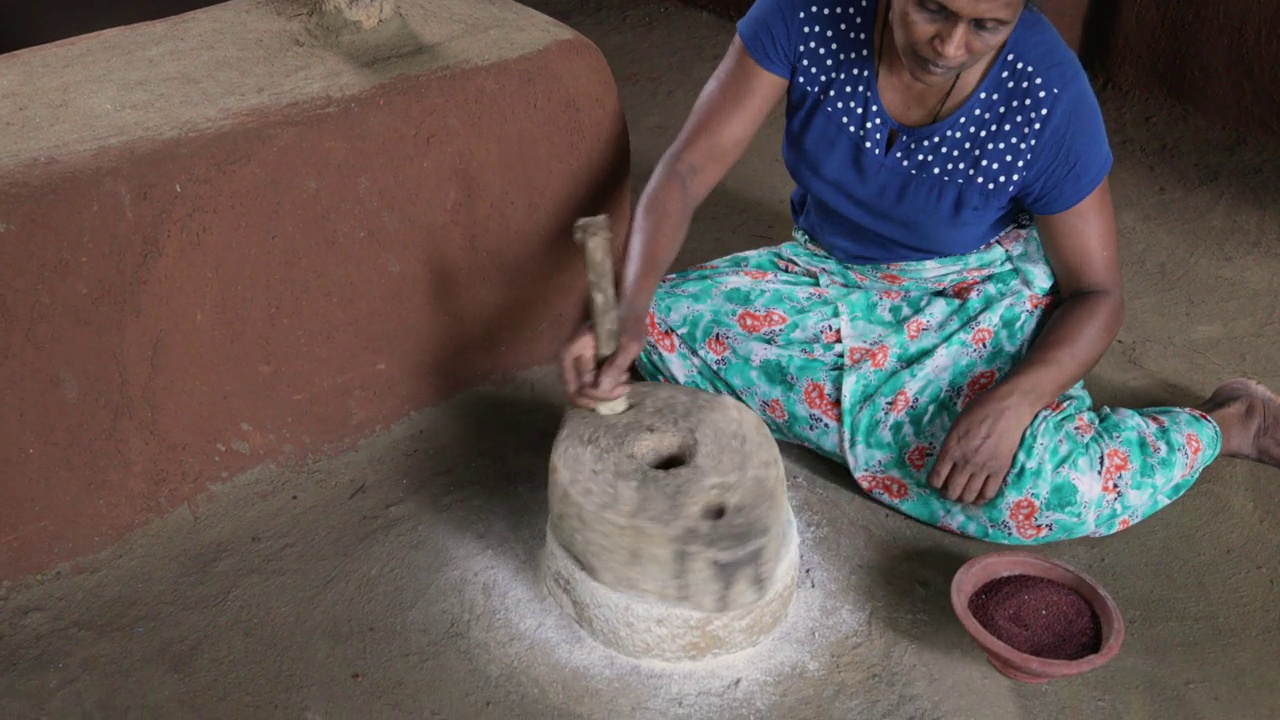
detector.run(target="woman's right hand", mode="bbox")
[558,311,648,410]
[558,34,785,409]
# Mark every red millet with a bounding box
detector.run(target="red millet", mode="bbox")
[967,574,1103,661]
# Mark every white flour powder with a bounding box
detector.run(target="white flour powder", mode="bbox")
[432,476,872,717]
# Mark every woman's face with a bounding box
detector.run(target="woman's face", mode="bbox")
[890,0,1024,85]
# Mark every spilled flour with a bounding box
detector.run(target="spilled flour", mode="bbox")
[425,475,873,717]
[0,387,883,719]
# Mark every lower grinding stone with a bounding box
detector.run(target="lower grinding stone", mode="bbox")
[543,506,800,662]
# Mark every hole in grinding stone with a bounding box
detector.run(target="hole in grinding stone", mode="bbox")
[649,453,687,471]
[703,502,727,521]
[632,431,694,471]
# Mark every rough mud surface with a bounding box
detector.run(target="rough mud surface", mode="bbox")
[3,0,1280,717]
[0,0,571,170]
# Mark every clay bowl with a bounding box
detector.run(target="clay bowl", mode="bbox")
[950,550,1125,684]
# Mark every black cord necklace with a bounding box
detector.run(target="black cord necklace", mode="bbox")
[876,0,959,126]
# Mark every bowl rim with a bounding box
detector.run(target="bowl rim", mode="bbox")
[950,550,1126,674]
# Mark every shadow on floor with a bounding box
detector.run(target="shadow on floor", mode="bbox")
[400,384,565,585]
[868,545,974,651]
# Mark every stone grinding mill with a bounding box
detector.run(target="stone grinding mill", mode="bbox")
[542,215,801,662]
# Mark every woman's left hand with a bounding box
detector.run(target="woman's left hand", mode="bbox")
[927,391,1038,505]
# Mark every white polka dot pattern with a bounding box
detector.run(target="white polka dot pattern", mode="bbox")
[794,2,1058,194]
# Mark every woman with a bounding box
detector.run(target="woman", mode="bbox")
[559,0,1279,543]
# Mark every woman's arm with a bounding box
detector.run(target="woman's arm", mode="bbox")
[615,36,789,338]
[928,178,1125,504]
[987,178,1125,418]
[563,36,789,407]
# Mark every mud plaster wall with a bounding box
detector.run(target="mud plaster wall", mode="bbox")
[0,38,629,583]
[1094,0,1280,138]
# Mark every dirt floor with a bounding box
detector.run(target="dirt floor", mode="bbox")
[4,1,1280,717]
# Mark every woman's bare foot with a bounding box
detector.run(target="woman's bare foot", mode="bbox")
[1198,379,1280,468]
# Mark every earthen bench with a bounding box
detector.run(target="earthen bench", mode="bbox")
[0,0,629,582]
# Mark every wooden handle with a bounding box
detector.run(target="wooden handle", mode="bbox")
[573,215,629,415]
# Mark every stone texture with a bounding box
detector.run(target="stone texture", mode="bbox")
[545,382,800,660]
[543,509,800,662]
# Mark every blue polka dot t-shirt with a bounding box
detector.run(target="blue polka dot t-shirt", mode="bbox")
[737,0,1113,263]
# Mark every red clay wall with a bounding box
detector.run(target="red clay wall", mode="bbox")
[0,37,629,583]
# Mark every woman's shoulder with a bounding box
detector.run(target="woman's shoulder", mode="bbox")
[992,7,1112,215]
[737,0,876,79]
[972,6,1102,139]
[740,0,862,31]
[1005,6,1092,84]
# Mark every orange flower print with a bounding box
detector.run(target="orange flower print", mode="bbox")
[742,269,771,280]
[1074,415,1095,438]
[1015,521,1048,541]
[1046,399,1067,414]
[951,278,982,299]
[963,369,999,404]
[802,381,840,423]
[1028,294,1055,311]
[857,474,909,501]
[1150,416,1168,428]
[1009,497,1040,522]
[880,273,907,286]
[646,310,676,354]
[1181,432,1203,479]
[879,290,904,301]
[847,343,893,370]
[705,333,729,357]
[737,311,764,333]
[1117,517,1132,531]
[906,444,932,471]
[970,327,995,347]
[688,262,719,272]
[1101,447,1131,498]
[890,390,912,415]
[764,398,788,423]
[905,318,927,340]
[736,309,789,334]
[869,344,891,369]
[1008,498,1047,540]
[822,326,841,343]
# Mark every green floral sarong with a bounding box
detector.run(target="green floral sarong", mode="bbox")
[635,223,1220,544]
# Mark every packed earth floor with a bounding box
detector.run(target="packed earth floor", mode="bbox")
[3,1,1280,717]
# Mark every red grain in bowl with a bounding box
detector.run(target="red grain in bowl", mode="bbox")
[966,574,1103,661]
